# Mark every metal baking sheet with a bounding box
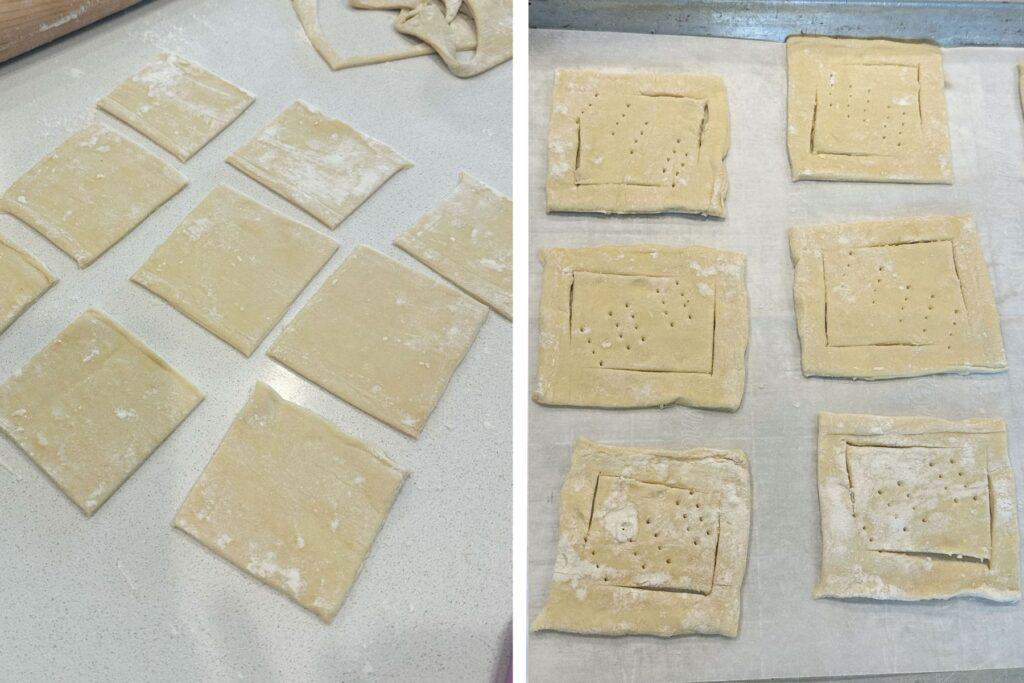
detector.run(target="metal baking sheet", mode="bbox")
[0,2,510,680]
[528,28,1024,681]
[529,0,1024,48]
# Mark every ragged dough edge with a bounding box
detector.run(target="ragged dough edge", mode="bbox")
[394,0,511,78]
[814,412,1021,603]
[532,244,748,411]
[96,52,255,162]
[531,437,751,637]
[0,233,57,335]
[172,381,407,622]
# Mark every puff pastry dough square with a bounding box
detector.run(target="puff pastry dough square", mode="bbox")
[174,382,406,622]
[0,309,203,516]
[98,52,254,161]
[268,246,487,437]
[786,36,952,183]
[790,214,1005,379]
[546,69,729,216]
[394,172,512,319]
[0,234,56,335]
[1,124,187,267]
[533,245,747,410]
[532,438,751,637]
[815,412,1021,602]
[227,101,410,228]
[132,185,337,356]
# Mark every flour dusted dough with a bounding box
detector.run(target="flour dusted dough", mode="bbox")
[790,214,1005,379]
[786,36,952,183]
[97,52,254,161]
[1,123,187,267]
[132,186,337,356]
[174,382,406,622]
[815,412,1020,602]
[0,309,203,516]
[532,438,751,637]
[533,245,747,410]
[228,101,410,229]
[394,172,511,319]
[546,69,729,216]
[0,233,55,335]
[292,0,477,71]
[268,246,487,437]
[394,0,511,78]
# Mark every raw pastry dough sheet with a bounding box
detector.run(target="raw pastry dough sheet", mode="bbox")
[0,2,510,680]
[530,29,1024,681]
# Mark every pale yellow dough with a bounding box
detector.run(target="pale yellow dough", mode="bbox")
[97,52,254,161]
[228,101,410,229]
[532,438,751,637]
[546,69,730,216]
[815,412,1020,602]
[132,186,337,356]
[1,123,187,267]
[0,309,203,516]
[394,172,512,319]
[0,233,56,335]
[533,244,748,410]
[790,214,1005,379]
[786,36,953,183]
[174,382,407,623]
[268,246,488,437]
[394,0,511,78]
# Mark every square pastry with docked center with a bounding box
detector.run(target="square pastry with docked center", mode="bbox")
[815,413,1020,602]
[532,438,751,637]
[546,69,730,216]
[789,215,1005,379]
[533,245,747,410]
[786,36,952,183]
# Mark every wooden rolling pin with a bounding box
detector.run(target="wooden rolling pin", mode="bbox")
[0,0,146,64]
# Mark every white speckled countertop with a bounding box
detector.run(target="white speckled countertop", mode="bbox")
[529,28,1024,682]
[0,2,510,680]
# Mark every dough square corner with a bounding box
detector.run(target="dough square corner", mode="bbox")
[1,123,188,268]
[267,246,488,437]
[532,437,751,637]
[0,233,57,335]
[814,412,1021,602]
[393,172,512,319]
[546,68,729,217]
[789,214,1005,379]
[533,244,747,411]
[0,308,203,516]
[173,381,407,622]
[785,35,952,184]
[97,52,255,161]
[227,100,411,229]
[131,185,338,356]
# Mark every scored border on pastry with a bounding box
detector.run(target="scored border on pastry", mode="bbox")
[546,68,730,217]
[0,233,56,336]
[533,244,747,410]
[532,438,751,637]
[790,214,1005,379]
[174,382,407,622]
[132,185,338,356]
[227,101,410,229]
[815,412,1021,602]
[1,123,187,267]
[786,36,952,183]
[267,246,488,437]
[0,309,203,516]
[98,52,254,162]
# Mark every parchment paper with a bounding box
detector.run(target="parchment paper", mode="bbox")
[0,3,510,680]
[529,28,1024,682]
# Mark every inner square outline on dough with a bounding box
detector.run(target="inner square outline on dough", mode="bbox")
[821,238,968,349]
